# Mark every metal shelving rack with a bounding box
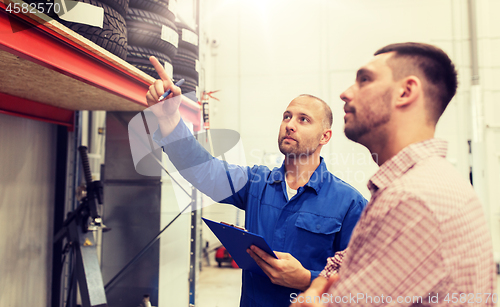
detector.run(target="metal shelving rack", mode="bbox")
[0,2,203,306]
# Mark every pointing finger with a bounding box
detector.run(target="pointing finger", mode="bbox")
[149,56,172,83]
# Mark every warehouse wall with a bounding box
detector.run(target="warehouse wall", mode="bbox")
[475,0,500,261]
[0,113,57,307]
[200,0,499,258]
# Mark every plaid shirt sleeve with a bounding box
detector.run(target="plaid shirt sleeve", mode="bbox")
[326,192,445,306]
[319,250,346,279]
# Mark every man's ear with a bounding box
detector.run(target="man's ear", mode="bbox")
[396,76,421,108]
[320,129,333,145]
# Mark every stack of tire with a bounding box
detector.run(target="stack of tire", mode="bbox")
[62,0,128,59]
[172,22,199,97]
[125,0,177,81]
[24,0,129,59]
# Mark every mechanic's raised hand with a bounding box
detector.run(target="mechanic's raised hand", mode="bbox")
[146,56,183,137]
[289,275,339,307]
[247,245,311,291]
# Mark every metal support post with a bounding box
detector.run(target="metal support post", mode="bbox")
[67,221,107,307]
[467,0,488,212]
[189,187,198,307]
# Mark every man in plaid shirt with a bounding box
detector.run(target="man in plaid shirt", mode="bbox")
[291,43,496,306]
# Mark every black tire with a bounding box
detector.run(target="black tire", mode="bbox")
[129,0,174,22]
[128,60,162,79]
[99,0,129,17]
[176,22,199,55]
[60,0,127,59]
[173,61,198,81]
[127,45,172,66]
[126,8,178,58]
[127,7,173,28]
[173,49,198,80]
[173,74,197,95]
[126,45,171,79]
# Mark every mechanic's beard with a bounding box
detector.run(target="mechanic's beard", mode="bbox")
[279,139,319,164]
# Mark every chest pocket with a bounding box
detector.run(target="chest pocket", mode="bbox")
[293,212,342,269]
[295,212,341,234]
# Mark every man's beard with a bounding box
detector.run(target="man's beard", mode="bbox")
[278,136,320,159]
[344,112,390,142]
[344,91,392,142]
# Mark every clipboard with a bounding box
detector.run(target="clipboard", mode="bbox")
[202,217,277,277]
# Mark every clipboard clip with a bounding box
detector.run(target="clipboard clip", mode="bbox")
[220,221,248,232]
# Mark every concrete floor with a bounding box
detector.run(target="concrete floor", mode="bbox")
[197,263,242,307]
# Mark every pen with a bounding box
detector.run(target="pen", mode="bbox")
[158,78,185,102]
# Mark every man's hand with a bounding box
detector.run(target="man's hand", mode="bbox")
[289,275,339,307]
[145,56,183,137]
[247,245,311,291]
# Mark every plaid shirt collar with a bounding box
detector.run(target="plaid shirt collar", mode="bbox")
[367,138,448,195]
